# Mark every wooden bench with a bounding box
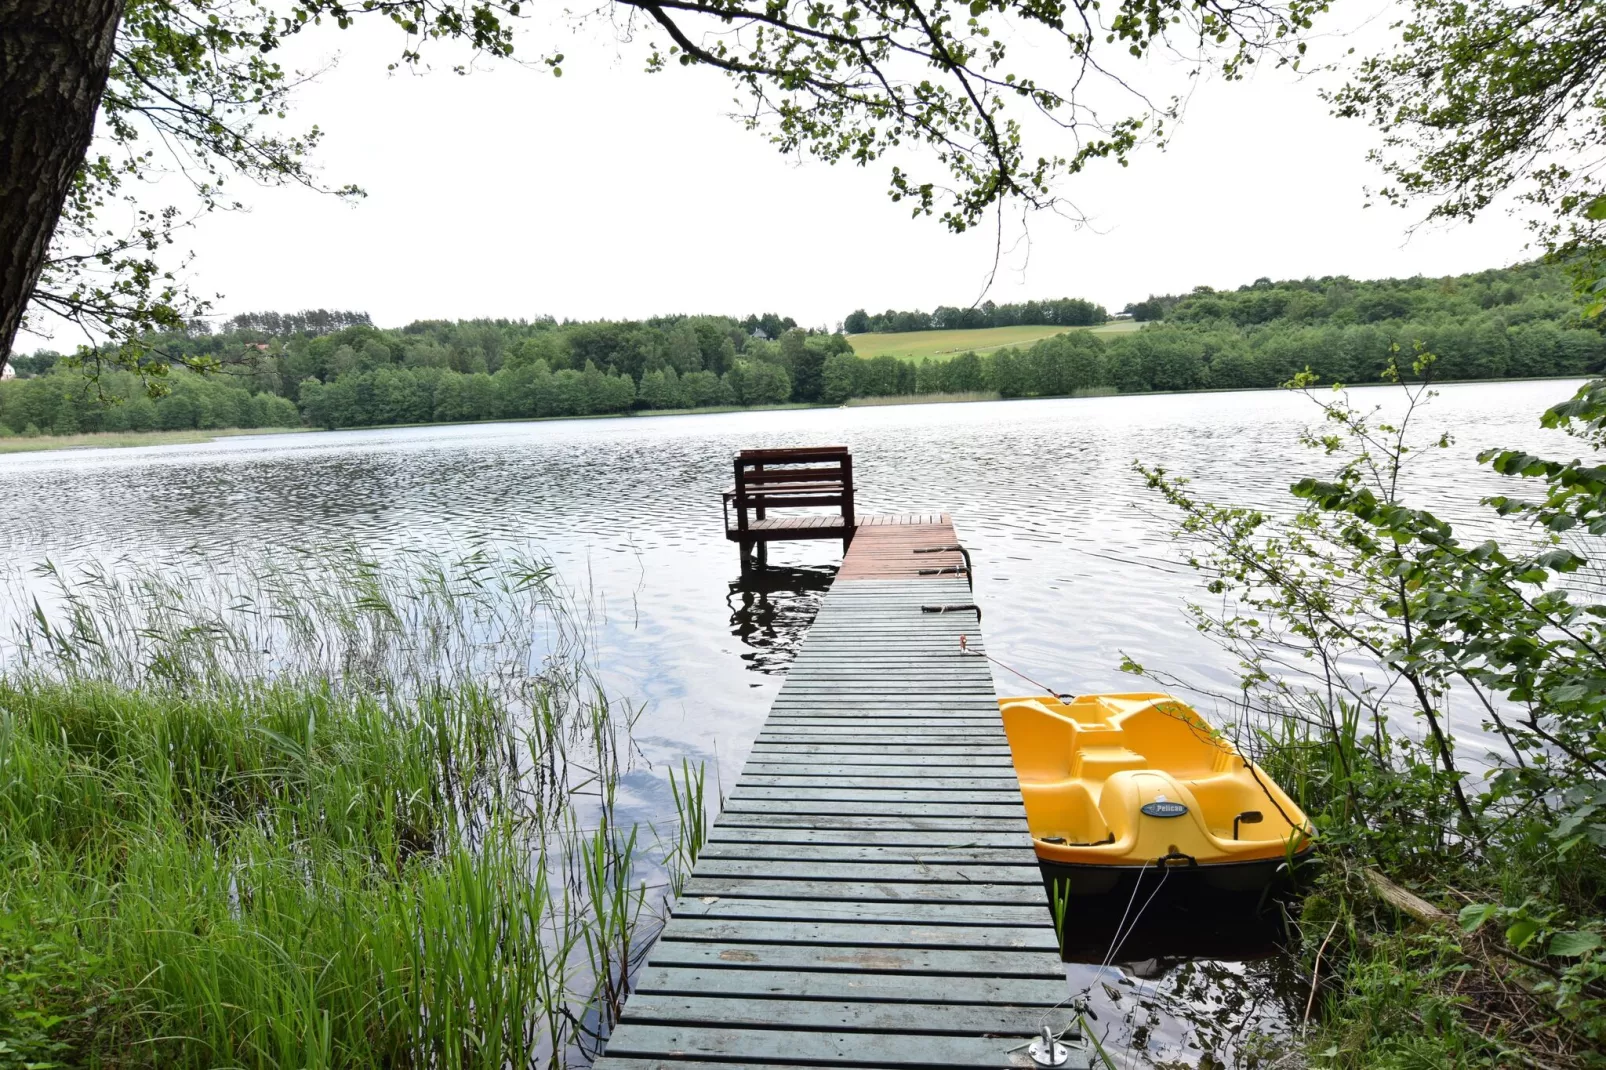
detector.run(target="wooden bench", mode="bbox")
[724,447,855,565]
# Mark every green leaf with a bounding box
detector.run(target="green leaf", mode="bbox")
[1458,903,1497,933]
[1548,930,1601,957]
[1505,918,1542,950]
[1554,833,1586,857]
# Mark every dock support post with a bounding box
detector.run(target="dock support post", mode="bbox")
[841,453,855,552]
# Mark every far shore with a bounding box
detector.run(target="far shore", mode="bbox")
[2,373,1589,455]
[0,426,303,455]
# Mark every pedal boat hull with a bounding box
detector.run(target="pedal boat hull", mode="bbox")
[999,692,1315,899]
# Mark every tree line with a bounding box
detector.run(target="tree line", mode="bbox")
[831,316,1604,403]
[3,312,844,432]
[3,262,1599,436]
[282,305,1606,426]
[1124,263,1580,324]
[0,368,299,437]
[843,297,1107,334]
[830,264,1602,399]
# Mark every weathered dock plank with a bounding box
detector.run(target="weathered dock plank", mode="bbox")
[618,995,1077,1035]
[695,847,1042,868]
[691,859,1042,882]
[642,942,1063,976]
[703,827,1035,848]
[593,516,1086,1070]
[604,1026,1048,1067]
[657,918,1061,951]
[670,896,1052,926]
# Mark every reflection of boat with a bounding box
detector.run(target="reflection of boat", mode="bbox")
[999,693,1314,896]
[1058,897,1288,966]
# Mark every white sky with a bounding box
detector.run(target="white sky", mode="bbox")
[24,4,1539,344]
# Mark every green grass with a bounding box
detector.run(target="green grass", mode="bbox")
[0,426,302,454]
[630,401,816,417]
[845,320,1141,362]
[0,548,705,1069]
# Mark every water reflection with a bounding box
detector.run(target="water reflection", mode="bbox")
[1065,891,1307,1066]
[725,565,836,676]
[1086,954,1308,1068]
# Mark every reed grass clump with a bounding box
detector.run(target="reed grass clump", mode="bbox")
[0,547,704,1069]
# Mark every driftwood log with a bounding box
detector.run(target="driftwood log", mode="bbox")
[1364,868,1450,924]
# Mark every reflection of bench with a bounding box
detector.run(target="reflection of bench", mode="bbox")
[723,447,855,566]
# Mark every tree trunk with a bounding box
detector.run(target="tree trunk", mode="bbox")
[0,0,122,373]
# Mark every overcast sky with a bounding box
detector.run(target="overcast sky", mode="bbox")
[26,5,1539,345]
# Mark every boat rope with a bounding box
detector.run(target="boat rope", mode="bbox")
[958,639,1065,697]
[1242,755,1306,840]
[1112,866,1182,1070]
[1037,862,1173,1045]
[1107,862,1172,965]
[1090,868,1149,987]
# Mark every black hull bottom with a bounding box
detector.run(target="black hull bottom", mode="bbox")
[1038,850,1313,898]
[1039,854,1315,965]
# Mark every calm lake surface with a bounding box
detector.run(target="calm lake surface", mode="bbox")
[0,377,1590,1064]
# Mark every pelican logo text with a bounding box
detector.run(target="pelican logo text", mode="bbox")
[1140,801,1188,819]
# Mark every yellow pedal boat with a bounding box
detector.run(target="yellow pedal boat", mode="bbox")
[999,692,1315,895]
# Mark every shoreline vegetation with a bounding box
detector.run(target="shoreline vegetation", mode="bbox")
[2,374,1594,455]
[1135,367,1606,1067]
[3,262,1602,439]
[0,548,707,1068]
[0,425,302,454]
[842,389,1003,406]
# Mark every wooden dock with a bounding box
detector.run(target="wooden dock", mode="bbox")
[596,515,1087,1070]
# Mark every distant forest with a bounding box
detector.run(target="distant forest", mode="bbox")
[843,298,1108,334]
[1,262,1600,435]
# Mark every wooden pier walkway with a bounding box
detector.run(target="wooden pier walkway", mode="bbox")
[596,515,1087,1070]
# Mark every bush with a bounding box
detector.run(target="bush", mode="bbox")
[1140,366,1606,1064]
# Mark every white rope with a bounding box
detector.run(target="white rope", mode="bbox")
[1107,863,1172,965]
[1035,860,1176,1066]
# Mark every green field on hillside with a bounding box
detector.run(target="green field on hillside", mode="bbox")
[846,320,1140,361]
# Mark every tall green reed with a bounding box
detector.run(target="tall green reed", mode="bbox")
[0,547,704,1069]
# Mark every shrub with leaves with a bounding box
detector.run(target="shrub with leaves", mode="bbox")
[1138,359,1606,1061]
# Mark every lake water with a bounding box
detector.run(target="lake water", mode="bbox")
[0,377,1589,1064]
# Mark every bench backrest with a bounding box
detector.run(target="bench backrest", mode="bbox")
[734,447,853,490]
[728,446,856,537]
